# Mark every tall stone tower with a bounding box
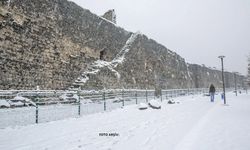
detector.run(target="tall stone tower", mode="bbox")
[102,9,116,24]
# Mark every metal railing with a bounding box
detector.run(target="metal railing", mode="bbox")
[0,88,210,128]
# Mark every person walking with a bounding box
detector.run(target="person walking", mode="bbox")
[209,84,216,102]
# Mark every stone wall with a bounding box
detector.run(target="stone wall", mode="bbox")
[102,9,116,24]
[0,0,130,90]
[188,64,222,88]
[188,64,245,89]
[76,33,245,90]
[116,35,194,89]
[0,0,246,90]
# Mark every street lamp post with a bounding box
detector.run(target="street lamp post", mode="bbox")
[218,56,226,105]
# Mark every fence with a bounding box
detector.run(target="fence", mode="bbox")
[0,88,209,128]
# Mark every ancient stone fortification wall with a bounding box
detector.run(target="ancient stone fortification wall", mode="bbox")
[0,0,130,90]
[188,64,222,88]
[76,33,244,90]
[188,64,245,89]
[77,34,195,90]
[0,0,245,90]
[116,35,195,89]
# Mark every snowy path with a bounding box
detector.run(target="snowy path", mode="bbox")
[1,93,250,150]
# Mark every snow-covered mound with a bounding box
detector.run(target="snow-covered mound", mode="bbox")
[148,100,161,109]
[8,101,24,107]
[81,99,93,104]
[59,93,79,102]
[168,99,175,104]
[0,100,10,108]
[13,96,36,106]
[138,103,148,110]
[203,93,210,96]
[13,95,27,101]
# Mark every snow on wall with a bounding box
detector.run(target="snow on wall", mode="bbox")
[99,16,116,26]
[73,32,141,86]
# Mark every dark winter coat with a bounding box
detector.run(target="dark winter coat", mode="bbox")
[209,84,216,93]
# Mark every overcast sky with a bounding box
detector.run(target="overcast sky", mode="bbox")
[71,0,250,75]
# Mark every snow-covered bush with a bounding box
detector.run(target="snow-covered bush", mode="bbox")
[12,96,36,107]
[148,100,161,109]
[138,103,148,110]
[168,99,175,104]
[59,93,79,102]
[0,100,11,108]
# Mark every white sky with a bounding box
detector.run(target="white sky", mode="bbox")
[71,0,250,75]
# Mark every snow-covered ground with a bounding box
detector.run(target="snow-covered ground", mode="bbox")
[0,92,250,150]
[0,97,148,128]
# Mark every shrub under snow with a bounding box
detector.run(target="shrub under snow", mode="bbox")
[148,100,161,109]
[138,103,148,110]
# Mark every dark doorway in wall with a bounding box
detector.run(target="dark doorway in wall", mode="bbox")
[100,49,106,60]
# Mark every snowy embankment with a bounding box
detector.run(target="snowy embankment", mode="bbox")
[1,93,250,150]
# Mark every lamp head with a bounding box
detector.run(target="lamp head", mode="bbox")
[218,55,225,59]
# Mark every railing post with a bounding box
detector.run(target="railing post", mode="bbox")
[122,89,125,107]
[166,91,168,100]
[146,89,148,103]
[78,91,81,116]
[154,89,156,100]
[160,89,162,102]
[35,93,38,124]
[135,90,138,104]
[35,104,38,124]
[103,91,106,111]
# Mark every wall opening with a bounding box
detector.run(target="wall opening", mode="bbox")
[100,49,106,60]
